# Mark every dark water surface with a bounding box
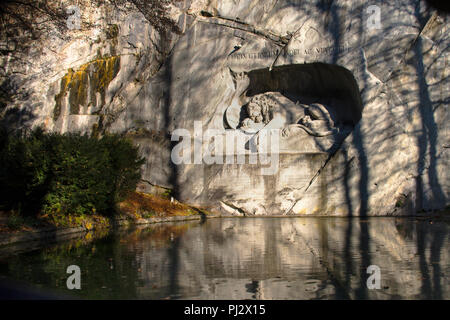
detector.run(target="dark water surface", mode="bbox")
[0,217,448,299]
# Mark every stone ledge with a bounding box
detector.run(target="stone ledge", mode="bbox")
[0,226,86,247]
[0,215,203,247]
[113,215,202,226]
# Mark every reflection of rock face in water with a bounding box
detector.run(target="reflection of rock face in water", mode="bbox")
[0,218,448,299]
[127,217,449,300]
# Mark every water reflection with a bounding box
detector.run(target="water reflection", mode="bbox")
[0,217,448,299]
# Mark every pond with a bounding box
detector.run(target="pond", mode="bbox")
[0,217,448,299]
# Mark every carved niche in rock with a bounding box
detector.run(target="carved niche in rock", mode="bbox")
[224,65,358,150]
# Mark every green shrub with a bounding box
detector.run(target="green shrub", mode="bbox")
[0,128,51,214]
[0,128,144,218]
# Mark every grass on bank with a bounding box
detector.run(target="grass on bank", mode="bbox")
[0,190,208,233]
[117,191,208,219]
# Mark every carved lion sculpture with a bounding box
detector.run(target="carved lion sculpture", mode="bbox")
[236,92,342,138]
[282,103,339,137]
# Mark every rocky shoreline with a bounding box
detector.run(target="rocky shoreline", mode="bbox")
[0,214,205,248]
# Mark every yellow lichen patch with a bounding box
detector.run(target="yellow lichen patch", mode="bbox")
[54,68,74,120]
[69,66,89,114]
[87,55,121,107]
[53,56,120,120]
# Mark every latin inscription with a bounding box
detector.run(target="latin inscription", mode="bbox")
[229,45,351,60]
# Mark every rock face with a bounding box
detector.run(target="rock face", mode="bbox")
[1,0,448,216]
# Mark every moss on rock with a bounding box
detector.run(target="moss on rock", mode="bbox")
[53,56,121,120]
